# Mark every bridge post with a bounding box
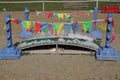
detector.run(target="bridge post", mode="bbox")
[0,14,21,59]
[89,7,102,39]
[96,13,120,60]
[19,7,33,38]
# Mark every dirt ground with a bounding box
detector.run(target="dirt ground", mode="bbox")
[0,11,120,80]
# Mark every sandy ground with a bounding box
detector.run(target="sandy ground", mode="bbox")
[0,11,120,80]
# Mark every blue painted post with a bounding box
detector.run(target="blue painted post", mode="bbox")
[6,14,12,48]
[96,13,120,61]
[93,7,98,30]
[24,7,29,20]
[0,14,21,59]
[89,7,102,39]
[19,8,33,38]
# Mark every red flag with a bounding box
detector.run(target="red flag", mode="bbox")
[35,22,41,33]
[110,33,116,43]
[48,12,53,18]
[11,20,20,24]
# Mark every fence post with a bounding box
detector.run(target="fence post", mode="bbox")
[19,8,33,38]
[96,13,120,61]
[0,14,21,59]
[89,7,102,39]
[42,2,45,11]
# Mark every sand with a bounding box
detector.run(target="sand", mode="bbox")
[0,11,120,80]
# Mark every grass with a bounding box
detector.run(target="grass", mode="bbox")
[0,0,120,11]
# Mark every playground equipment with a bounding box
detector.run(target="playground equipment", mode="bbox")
[0,14,21,59]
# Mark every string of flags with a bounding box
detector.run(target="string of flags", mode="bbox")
[4,18,116,43]
[35,11,92,20]
[10,18,95,34]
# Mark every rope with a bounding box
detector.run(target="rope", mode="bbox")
[16,18,105,24]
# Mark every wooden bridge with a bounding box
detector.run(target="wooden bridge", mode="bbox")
[17,33,100,54]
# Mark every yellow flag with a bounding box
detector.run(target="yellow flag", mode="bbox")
[60,13,64,19]
[99,22,107,31]
[26,21,31,30]
[86,12,90,16]
[56,23,64,36]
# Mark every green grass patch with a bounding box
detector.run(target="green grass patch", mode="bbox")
[0,1,120,11]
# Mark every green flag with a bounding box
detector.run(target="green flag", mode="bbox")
[83,21,93,32]
[52,23,59,34]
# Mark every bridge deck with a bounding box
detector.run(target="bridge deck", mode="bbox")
[17,33,100,52]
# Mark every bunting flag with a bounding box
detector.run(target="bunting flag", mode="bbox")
[60,13,64,19]
[36,11,41,16]
[31,21,35,28]
[52,13,56,18]
[57,13,61,19]
[11,19,20,24]
[45,12,53,18]
[52,23,59,34]
[65,23,72,34]
[110,33,116,43]
[66,16,74,23]
[72,23,80,34]
[21,21,27,31]
[35,22,41,33]
[26,21,31,31]
[45,25,49,34]
[83,21,93,32]
[41,22,48,33]
[48,12,53,18]
[80,12,85,17]
[56,23,64,35]
[86,12,90,16]
[92,21,97,29]
[99,22,107,31]
[49,23,54,35]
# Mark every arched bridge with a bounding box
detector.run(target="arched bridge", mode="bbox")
[17,36,100,52]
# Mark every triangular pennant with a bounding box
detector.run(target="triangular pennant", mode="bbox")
[65,23,72,34]
[31,21,35,28]
[83,21,93,32]
[44,12,49,17]
[36,11,41,16]
[11,19,20,24]
[48,12,53,18]
[86,12,90,16]
[99,22,107,31]
[52,23,59,34]
[72,23,81,34]
[35,22,41,33]
[48,23,54,35]
[80,12,85,17]
[52,13,56,18]
[60,13,64,19]
[21,20,27,31]
[26,21,31,31]
[57,13,61,19]
[56,23,64,36]
[110,33,116,43]
[41,22,48,33]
